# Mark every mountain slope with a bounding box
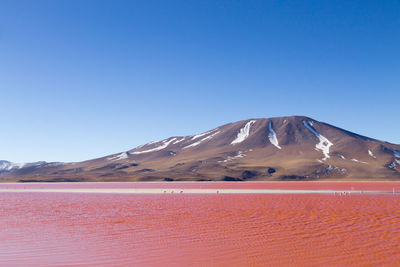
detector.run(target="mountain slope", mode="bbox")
[1,116,400,182]
[0,160,47,173]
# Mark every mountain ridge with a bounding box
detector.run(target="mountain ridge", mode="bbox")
[1,116,399,182]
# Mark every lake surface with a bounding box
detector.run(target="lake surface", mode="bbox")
[1,182,400,266]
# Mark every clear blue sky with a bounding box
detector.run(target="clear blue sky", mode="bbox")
[1,0,399,162]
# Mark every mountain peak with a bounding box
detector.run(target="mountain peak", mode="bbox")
[1,116,399,182]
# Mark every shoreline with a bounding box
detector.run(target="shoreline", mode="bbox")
[0,188,397,194]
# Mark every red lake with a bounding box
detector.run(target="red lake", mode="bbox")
[1,182,400,266]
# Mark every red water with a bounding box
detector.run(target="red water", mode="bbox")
[1,183,400,266]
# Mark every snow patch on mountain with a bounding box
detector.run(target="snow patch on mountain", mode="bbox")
[0,161,21,171]
[382,146,400,169]
[0,160,46,172]
[368,150,376,159]
[132,138,177,154]
[382,146,400,159]
[135,140,159,150]
[268,121,281,149]
[184,131,220,149]
[351,158,368,164]
[388,160,400,169]
[303,120,333,161]
[146,140,158,146]
[231,120,256,145]
[108,152,129,161]
[191,129,218,141]
[218,151,246,163]
[173,137,186,144]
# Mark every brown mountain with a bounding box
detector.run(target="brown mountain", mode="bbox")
[1,116,400,182]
